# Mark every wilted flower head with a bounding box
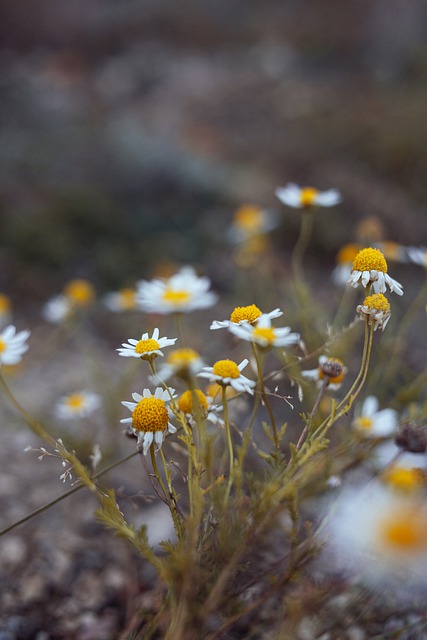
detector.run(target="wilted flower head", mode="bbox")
[275,183,342,209]
[347,248,403,296]
[136,266,218,314]
[357,293,391,331]
[0,325,30,366]
[395,423,427,454]
[302,355,347,390]
[121,387,177,454]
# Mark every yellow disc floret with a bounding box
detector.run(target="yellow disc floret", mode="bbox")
[252,327,276,344]
[336,243,361,265]
[354,416,373,431]
[379,508,427,551]
[118,288,136,310]
[362,293,390,313]
[352,248,388,274]
[0,338,5,353]
[135,338,160,355]
[382,467,422,492]
[0,294,11,314]
[178,389,208,414]
[213,359,240,379]
[230,304,262,324]
[65,393,84,409]
[162,289,191,305]
[300,187,319,207]
[167,348,199,366]
[64,279,95,306]
[234,205,263,232]
[132,397,169,433]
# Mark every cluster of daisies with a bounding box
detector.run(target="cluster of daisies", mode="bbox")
[115,273,302,454]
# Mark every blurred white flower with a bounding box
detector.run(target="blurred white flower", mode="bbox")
[0,325,30,366]
[276,183,341,209]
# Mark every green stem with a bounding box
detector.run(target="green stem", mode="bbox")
[252,344,279,450]
[291,211,314,284]
[222,385,234,505]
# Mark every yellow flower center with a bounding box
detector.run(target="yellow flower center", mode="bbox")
[336,243,361,265]
[162,289,191,305]
[299,187,319,207]
[318,357,346,384]
[131,397,169,433]
[234,205,263,231]
[167,348,199,366]
[354,416,373,431]
[178,389,208,414]
[0,338,5,353]
[0,294,11,314]
[382,467,422,492]
[362,293,390,313]
[379,508,427,551]
[352,248,388,273]
[65,393,84,409]
[205,382,222,400]
[230,304,262,324]
[212,359,240,379]
[252,327,276,344]
[135,338,160,355]
[64,279,95,306]
[118,288,136,310]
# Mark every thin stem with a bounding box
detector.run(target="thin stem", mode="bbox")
[291,211,314,283]
[174,312,187,347]
[296,376,329,450]
[252,344,279,450]
[222,385,234,505]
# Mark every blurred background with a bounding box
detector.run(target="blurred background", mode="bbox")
[2,0,427,306]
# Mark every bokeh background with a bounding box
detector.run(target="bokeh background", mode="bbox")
[2,1,427,637]
[2,0,427,305]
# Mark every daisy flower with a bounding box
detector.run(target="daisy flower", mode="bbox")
[407,247,427,268]
[374,241,407,264]
[54,391,101,420]
[155,348,204,382]
[229,314,300,349]
[198,358,256,395]
[117,328,176,361]
[353,395,398,438]
[43,294,72,324]
[121,387,177,454]
[63,279,95,308]
[324,482,427,592]
[136,266,218,314]
[0,325,30,366]
[356,293,391,331]
[178,389,224,425]
[331,243,362,287]
[103,287,137,312]
[0,294,12,328]
[275,183,342,209]
[228,204,278,243]
[210,304,282,330]
[347,247,403,296]
[302,355,347,391]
